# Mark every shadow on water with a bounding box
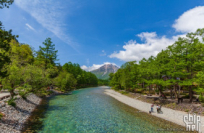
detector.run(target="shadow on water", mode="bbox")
[22,94,73,133]
[22,97,49,133]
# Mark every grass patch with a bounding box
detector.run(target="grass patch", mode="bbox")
[135,89,143,93]
[165,102,177,109]
[0,112,4,120]
[120,91,128,95]
[19,92,28,99]
[37,88,54,97]
[8,98,16,107]
[185,109,189,112]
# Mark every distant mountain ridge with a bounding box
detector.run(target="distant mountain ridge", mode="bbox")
[91,64,119,80]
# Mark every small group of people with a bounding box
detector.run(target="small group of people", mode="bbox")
[149,104,162,114]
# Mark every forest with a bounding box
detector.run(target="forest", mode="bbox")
[0,36,98,98]
[109,28,204,103]
[0,1,98,105]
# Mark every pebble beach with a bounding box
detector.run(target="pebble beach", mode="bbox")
[104,89,204,133]
[0,94,42,133]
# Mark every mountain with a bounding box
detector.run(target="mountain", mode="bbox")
[91,64,119,80]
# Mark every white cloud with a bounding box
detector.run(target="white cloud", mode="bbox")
[15,0,79,50]
[81,62,118,71]
[100,50,106,56]
[173,6,204,33]
[25,23,35,31]
[81,65,88,70]
[109,33,181,62]
[110,6,204,62]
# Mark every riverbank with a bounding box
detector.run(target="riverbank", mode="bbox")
[0,88,67,133]
[104,89,204,133]
[0,94,42,133]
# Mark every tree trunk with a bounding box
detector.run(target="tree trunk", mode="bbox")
[10,89,15,99]
[158,86,167,99]
[170,85,173,99]
[174,85,178,99]
[149,85,151,94]
[10,83,15,99]
[178,85,181,98]
[189,85,193,103]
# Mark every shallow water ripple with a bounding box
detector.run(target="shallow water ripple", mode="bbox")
[36,87,188,133]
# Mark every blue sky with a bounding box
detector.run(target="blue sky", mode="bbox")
[1,0,204,71]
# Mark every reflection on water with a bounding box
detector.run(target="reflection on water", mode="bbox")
[24,87,189,133]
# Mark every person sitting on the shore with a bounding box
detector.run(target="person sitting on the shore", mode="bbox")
[159,105,163,113]
[151,104,154,112]
[157,105,162,114]
[156,104,159,113]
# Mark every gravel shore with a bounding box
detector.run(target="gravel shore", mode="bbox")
[0,94,42,133]
[104,89,204,133]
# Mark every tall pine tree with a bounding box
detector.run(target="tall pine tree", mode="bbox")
[37,38,58,69]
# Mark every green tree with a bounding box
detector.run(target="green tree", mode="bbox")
[0,0,14,9]
[22,65,50,93]
[55,70,77,91]
[62,62,98,88]
[9,40,34,66]
[0,23,17,78]
[37,38,58,69]
[0,0,16,78]
[1,64,22,98]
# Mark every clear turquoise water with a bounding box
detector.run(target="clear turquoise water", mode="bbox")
[35,87,186,133]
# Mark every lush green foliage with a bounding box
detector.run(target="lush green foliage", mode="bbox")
[7,98,16,107]
[36,38,58,69]
[110,28,204,102]
[62,62,98,88]
[98,79,109,86]
[54,70,77,91]
[0,32,98,99]
[0,38,98,98]
[0,23,18,78]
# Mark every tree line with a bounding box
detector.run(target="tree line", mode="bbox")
[109,28,204,103]
[0,0,98,104]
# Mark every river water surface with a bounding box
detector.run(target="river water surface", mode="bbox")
[25,87,188,133]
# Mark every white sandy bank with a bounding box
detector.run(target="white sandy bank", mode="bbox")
[104,89,204,133]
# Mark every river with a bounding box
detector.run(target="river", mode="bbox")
[24,86,187,133]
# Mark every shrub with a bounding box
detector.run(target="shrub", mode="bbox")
[19,92,27,99]
[37,88,53,97]
[120,91,128,95]
[0,112,4,120]
[135,89,143,93]
[199,95,204,103]
[185,109,189,112]
[7,98,16,107]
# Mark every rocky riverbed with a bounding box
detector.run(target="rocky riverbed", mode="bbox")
[0,94,42,133]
